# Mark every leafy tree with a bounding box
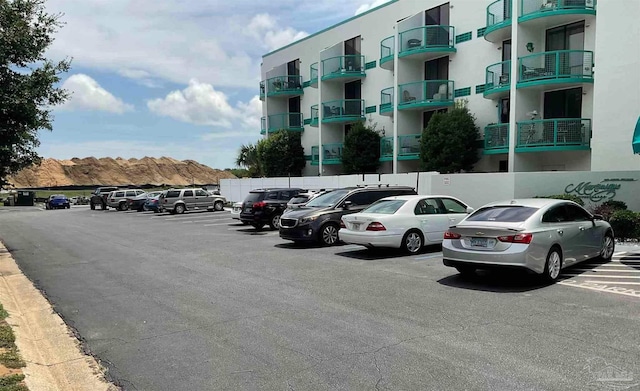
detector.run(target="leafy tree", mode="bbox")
[0,0,71,187]
[235,143,262,177]
[224,168,250,178]
[420,100,480,174]
[341,121,381,174]
[256,130,305,177]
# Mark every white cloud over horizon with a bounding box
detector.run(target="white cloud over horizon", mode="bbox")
[247,14,309,52]
[355,0,393,15]
[60,74,133,114]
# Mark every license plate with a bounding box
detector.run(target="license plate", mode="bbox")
[244,208,252,212]
[352,223,361,230]
[470,237,488,247]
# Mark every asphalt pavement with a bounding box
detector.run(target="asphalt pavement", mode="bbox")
[0,205,639,391]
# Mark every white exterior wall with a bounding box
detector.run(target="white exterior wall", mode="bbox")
[260,0,640,175]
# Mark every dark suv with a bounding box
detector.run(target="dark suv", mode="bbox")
[90,186,119,210]
[279,185,417,246]
[239,188,304,230]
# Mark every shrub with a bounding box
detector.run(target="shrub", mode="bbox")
[535,194,584,206]
[592,200,628,221]
[609,210,640,241]
[341,121,381,174]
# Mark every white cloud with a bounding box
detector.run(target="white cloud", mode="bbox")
[355,0,393,15]
[118,69,162,88]
[247,14,309,52]
[236,95,263,131]
[60,74,133,113]
[147,80,238,127]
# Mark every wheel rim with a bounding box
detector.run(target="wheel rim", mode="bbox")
[406,232,422,253]
[215,202,223,211]
[601,235,614,259]
[322,225,338,245]
[548,251,561,279]
[272,215,280,229]
[176,205,184,214]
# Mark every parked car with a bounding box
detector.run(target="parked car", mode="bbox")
[340,195,474,254]
[129,191,163,212]
[144,194,163,213]
[279,185,417,246]
[90,187,119,210]
[230,202,248,224]
[442,198,615,282]
[160,188,227,214]
[46,194,70,210]
[286,189,331,210]
[106,189,147,211]
[239,188,305,230]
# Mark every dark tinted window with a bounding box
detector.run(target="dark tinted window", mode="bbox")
[279,190,298,200]
[266,192,279,200]
[415,198,441,215]
[244,192,265,203]
[125,191,136,197]
[166,190,180,198]
[114,191,125,197]
[542,206,569,223]
[439,198,467,214]
[467,206,538,222]
[195,189,208,197]
[566,204,592,222]
[345,191,375,206]
[183,190,193,197]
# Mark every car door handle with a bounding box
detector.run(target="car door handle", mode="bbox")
[579,226,586,231]
[557,229,563,235]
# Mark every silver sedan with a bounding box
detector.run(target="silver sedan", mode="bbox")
[442,198,615,282]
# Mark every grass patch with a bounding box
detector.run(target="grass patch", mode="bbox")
[0,350,24,369]
[0,374,27,391]
[0,325,15,349]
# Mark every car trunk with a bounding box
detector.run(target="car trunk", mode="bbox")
[341,213,381,232]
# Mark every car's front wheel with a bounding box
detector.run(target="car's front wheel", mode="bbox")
[543,247,563,282]
[214,201,224,211]
[319,223,339,246]
[599,233,615,261]
[174,204,186,214]
[269,214,281,230]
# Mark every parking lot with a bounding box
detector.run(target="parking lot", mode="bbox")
[1,205,639,390]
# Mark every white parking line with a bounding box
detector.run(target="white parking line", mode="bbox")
[560,274,640,279]
[414,253,443,260]
[569,269,640,273]
[585,281,640,285]
[558,280,640,298]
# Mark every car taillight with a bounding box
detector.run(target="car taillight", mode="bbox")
[366,222,386,231]
[109,199,114,202]
[340,219,346,228]
[444,230,461,239]
[253,201,266,208]
[497,233,533,244]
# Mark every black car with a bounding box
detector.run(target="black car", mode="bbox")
[239,188,305,230]
[279,185,417,246]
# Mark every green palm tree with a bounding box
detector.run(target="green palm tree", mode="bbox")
[236,143,262,177]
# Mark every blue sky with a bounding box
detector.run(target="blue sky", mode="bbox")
[39,0,392,169]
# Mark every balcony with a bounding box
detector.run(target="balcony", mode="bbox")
[380,87,394,116]
[310,143,343,165]
[267,113,304,133]
[484,124,509,154]
[380,134,422,161]
[516,118,591,152]
[309,105,319,127]
[309,63,318,88]
[398,25,456,61]
[485,0,512,43]
[398,80,454,111]
[260,117,266,135]
[517,50,593,90]
[380,36,394,70]
[519,0,596,27]
[264,75,304,98]
[321,99,365,124]
[321,55,366,82]
[484,60,511,99]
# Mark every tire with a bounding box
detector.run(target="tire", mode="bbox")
[543,247,563,282]
[319,223,339,246]
[90,203,95,210]
[174,204,186,214]
[269,214,281,230]
[455,265,476,276]
[252,222,265,230]
[214,201,224,211]
[401,230,424,254]
[599,233,615,261]
[118,201,128,211]
[66,205,70,209]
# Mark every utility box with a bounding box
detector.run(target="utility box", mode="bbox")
[14,190,36,206]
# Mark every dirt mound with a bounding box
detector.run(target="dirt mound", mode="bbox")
[8,157,236,188]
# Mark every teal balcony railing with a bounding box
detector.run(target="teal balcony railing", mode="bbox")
[398,25,455,57]
[398,80,454,109]
[485,60,511,97]
[260,117,266,135]
[311,143,343,165]
[380,87,394,114]
[380,36,394,67]
[321,99,365,123]
[484,124,509,154]
[380,137,393,160]
[259,81,265,100]
[520,0,596,22]
[310,63,318,86]
[265,75,303,97]
[267,113,304,132]
[486,0,512,38]
[310,105,319,126]
[321,55,366,81]
[518,50,593,86]
[380,134,421,161]
[516,118,591,151]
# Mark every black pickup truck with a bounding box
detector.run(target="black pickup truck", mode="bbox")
[89,186,118,210]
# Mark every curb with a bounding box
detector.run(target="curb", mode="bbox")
[0,242,118,391]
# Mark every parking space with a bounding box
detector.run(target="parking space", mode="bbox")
[559,253,640,298]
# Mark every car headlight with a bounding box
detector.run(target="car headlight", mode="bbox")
[299,215,319,224]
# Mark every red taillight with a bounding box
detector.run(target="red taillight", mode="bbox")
[109,199,114,202]
[253,201,266,208]
[497,233,533,244]
[444,230,461,239]
[366,222,386,231]
[340,219,346,228]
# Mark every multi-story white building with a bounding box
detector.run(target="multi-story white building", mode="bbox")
[260,0,640,176]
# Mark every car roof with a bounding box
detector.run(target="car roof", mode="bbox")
[479,198,577,209]
[250,188,303,192]
[377,194,460,201]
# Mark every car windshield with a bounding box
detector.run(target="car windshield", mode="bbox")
[305,189,350,207]
[362,199,406,214]
[289,196,309,204]
[52,195,66,199]
[466,206,538,222]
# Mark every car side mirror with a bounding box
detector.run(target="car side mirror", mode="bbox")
[342,201,352,210]
[592,214,603,221]
[466,206,475,214]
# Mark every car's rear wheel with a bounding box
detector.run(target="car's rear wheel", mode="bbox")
[543,247,563,282]
[175,204,186,214]
[214,201,224,211]
[118,201,128,211]
[599,233,615,261]
[401,230,423,254]
[269,214,281,230]
[320,223,339,246]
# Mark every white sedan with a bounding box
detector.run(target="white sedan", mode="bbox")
[339,195,474,254]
